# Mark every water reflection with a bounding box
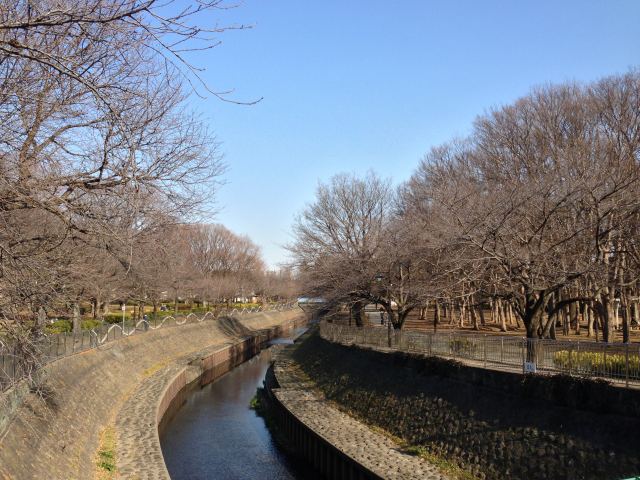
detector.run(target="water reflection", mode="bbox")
[160,328,321,480]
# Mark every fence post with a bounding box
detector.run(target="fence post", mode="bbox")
[568,344,573,376]
[483,335,487,368]
[428,334,432,356]
[625,343,630,388]
[521,338,526,374]
[500,338,504,364]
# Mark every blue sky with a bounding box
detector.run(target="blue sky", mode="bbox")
[190,1,640,268]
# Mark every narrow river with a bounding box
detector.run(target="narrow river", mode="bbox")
[160,328,321,480]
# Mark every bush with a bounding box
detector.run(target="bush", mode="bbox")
[553,350,640,377]
[81,319,101,330]
[45,319,72,334]
[103,314,126,324]
[46,318,103,333]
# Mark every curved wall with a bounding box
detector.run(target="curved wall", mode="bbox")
[0,310,305,480]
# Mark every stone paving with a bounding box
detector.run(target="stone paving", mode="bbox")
[114,341,232,480]
[115,363,183,480]
[272,349,451,480]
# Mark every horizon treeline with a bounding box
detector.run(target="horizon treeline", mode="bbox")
[0,0,294,358]
[291,70,640,342]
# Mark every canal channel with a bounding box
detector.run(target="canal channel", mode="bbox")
[159,328,322,480]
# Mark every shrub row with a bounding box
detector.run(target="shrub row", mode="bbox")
[553,350,640,377]
[45,319,102,334]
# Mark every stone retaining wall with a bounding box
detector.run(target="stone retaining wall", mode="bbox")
[263,340,449,480]
[292,333,640,480]
[0,309,305,480]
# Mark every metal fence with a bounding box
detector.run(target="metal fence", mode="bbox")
[0,303,297,391]
[319,321,640,388]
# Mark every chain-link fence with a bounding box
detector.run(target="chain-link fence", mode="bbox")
[320,321,640,388]
[0,303,297,391]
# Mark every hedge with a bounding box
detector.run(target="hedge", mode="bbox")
[553,350,640,377]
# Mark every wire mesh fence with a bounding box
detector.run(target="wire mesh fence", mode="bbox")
[0,302,297,392]
[320,321,640,388]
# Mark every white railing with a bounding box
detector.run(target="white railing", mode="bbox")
[0,302,298,391]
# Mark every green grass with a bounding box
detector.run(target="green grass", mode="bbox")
[402,445,478,480]
[99,451,115,471]
[96,426,116,479]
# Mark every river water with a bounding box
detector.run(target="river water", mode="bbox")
[160,328,321,480]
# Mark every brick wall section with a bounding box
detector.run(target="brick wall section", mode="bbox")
[0,310,305,480]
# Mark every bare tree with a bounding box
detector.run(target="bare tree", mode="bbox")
[289,172,398,326]
[0,0,240,380]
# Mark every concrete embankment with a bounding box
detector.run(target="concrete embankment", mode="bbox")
[0,309,305,480]
[262,336,449,480]
[287,332,640,480]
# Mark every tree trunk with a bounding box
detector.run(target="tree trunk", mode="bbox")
[397,308,411,329]
[490,299,496,324]
[471,304,479,331]
[561,299,569,336]
[37,306,47,329]
[604,297,614,343]
[569,300,579,335]
[499,300,507,332]
[622,301,631,343]
[72,302,81,334]
[586,304,595,337]
[522,291,547,340]
[351,300,365,327]
[448,302,456,325]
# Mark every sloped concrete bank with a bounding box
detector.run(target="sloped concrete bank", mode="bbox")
[292,333,640,480]
[262,340,449,480]
[118,314,308,480]
[0,309,305,480]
